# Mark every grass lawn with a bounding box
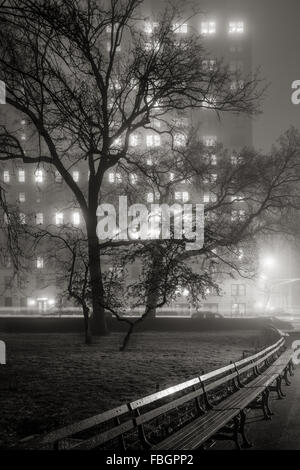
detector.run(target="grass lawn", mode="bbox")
[0,330,267,447]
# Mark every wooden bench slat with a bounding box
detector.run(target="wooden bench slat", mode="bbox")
[130,377,200,410]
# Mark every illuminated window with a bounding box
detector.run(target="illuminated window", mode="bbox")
[144,22,159,34]
[129,134,139,147]
[20,133,26,141]
[203,136,217,147]
[55,212,64,225]
[231,209,246,222]
[108,172,122,183]
[18,169,25,182]
[72,170,79,182]
[203,193,210,203]
[147,193,154,203]
[231,153,238,165]
[36,257,44,269]
[201,21,216,35]
[211,155,217,165]
[36,213,44,225]
[169,172,175,181]
[115,173,122,184]
[3,170,10,183]
[203,95,217,109]
[146,134,161,147]
[172,23,188,34]
[130,173,138,185]
[229,21,244,34]
[175,191,189,202]
[19,192,25,203]
[55,171,62,183]
[19,213,26,224]
[35,169,43,183]
[72,211,80,225]
[174,134,186,147]
[112,137,122,148]
[202,59,216,71]
[230,80,244,91]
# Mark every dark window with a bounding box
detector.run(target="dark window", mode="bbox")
[4,297,12,307]
[231,284,246,296]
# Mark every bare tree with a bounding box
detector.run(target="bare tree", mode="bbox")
[0,0,263,334]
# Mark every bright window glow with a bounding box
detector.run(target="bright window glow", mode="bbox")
[203,193,210,203]
[146,134,161,147]
[37,256,44,269]
[144,22,159,34]
[129,134,138,147]
[172,23,188,34]
[204,136,217,147]
[203,95,217,108]
[19,192,25,203]
[211,155,217,165]
[35,169,43,183]
[175,191,189,202]
[27,298,36,306]
[108,172,115,183]
[36,213,44,225]
[202,59,216,71]
[147,193,154,203]
[19,213,26,224]
[229,21,244,34]
[3,170,10,183]
[55,212,64,225]
[130,173,138,185]
[55,171,62,183]
[230,80,245,91]
[72,170,79,182]
[18,169,25,183]
[72,211,80,225]
[174,134,186,147]
[201,21,216,35]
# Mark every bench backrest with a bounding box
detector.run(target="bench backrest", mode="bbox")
[18,403,133,450]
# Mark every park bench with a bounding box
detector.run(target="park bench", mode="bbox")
[16,336,295,450]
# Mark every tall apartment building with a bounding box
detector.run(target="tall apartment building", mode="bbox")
[0,1,258,316]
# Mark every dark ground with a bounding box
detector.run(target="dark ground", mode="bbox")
[0,330,265,447]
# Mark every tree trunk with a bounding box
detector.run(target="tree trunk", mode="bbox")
[83,307,92,344]
[144,251,162,320]
[87,218,109,336]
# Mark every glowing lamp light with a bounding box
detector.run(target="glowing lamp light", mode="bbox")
[27,298,36,306]
[261,256,276,269]
[48,299,55,306]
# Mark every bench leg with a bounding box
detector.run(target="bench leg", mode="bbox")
[239,409,252,448]
[283,367,291,386]
[263,388,274,417]
[233,416,241,450]
[274,376,285,399]
[261,390,272,420]
[289,361,295,377]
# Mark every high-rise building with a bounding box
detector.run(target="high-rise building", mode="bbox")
[0,1,256,316]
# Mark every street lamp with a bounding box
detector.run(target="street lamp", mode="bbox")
[261,256,276,270]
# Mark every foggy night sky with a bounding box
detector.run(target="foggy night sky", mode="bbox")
[246,0,300,150]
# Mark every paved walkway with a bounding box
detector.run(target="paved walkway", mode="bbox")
[215,334,300,450]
